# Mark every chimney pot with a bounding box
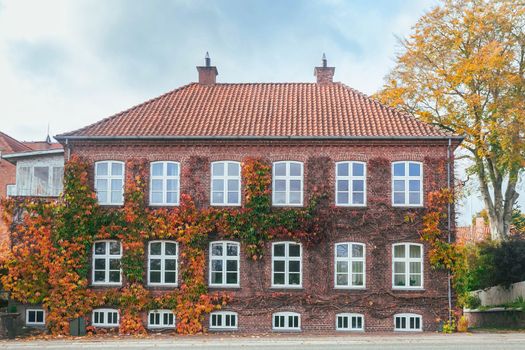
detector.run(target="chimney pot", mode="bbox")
[197,52,218,85]
[314,54,335,84]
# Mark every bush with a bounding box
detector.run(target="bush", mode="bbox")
[457,316,468,332]
[463,294,481,309]
[467,237,525,290]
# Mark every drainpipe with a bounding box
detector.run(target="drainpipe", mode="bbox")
[65,138,71,161]
[447,138,452,321]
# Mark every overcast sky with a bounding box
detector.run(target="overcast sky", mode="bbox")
[0,0,522,224]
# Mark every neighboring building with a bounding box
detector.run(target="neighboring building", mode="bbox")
[49,55,462,333]
[456,217,490,244]
[2,140,64,197]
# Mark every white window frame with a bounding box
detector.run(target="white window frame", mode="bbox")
[335,313,364,331]
[334,242,366,289]
[26,309,45,326]
[95,161,125,205]
[335,161,367,206]
[272,312,301,331]
[210,161,241,206]
[392,161,423,207]
[92,308,119,328]
[271,242,302,288]
[148,240,178,286]
[209,241,240,288]
[149,161,180,206]
[272,161,303,207]
[394,313,422,332]
[148,309,176,329]
[92,240,122,286]
[392,243,424,290]
[209,311,238,330]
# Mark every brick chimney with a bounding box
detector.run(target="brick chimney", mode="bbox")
[197,52,218,85]
[314,53,335,84]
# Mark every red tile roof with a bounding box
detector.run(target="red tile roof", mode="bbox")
[22,141,63,151]
[58,83,455,139]
[0,131,32,153]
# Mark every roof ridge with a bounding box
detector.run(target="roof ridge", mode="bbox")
[56,83,197,138]
[337,82,450,137]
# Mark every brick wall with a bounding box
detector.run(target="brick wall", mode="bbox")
[70,139,454,333]
[0,157,16,257]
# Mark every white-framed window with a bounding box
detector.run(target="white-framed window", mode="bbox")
[394,313,422,332]
[92,308,119,327]
[95,161,124,205]
[15,164,64,197]
[392,161,423,206]
[336,313,364,331]
[334,243,365,288]
[148,310,176,329]
[150,161,180,206]
[26,309,45,325]
[272,312,300,331]
[211,161,241,206]
[272,161,303,206]
[148,241,178,286]
[92,240,122,285]
[335,161,366,206]
[392,243,423,289]
[209,311,238,330]
[272,242,302,288]
[209,241,240,287]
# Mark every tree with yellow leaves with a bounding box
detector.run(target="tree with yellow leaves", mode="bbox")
[376,0,525,240]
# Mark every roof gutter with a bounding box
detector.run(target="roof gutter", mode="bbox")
[55,135,465,142]
[2,148,64,163]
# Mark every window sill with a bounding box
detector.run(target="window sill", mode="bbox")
[334,204,367,208]
[272,204,304,207]
[392,288,425,292]
[272,329,302,332]
[209,285,240,289]
[334,286,367,290]
[91,283,122,287]
[209,328,238,331]
[392,204,424,208]
[270,286,303,290]
[147,284,179,288]
[149,203,179,207]
[210,203,242,207]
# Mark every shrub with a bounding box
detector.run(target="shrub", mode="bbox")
[463,294,481,309]
[457,315,468,332]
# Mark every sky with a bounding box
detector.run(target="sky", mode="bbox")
[0,0,521,224]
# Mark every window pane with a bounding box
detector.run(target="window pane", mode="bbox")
[228,179,239,191]
[111,162,123,176]
[337,192,349,204]
[410,274,421,287]
[212,243,223,256]
[212,272,223,284]
[226,260,237,272]
[394,192,405,204]
[353,180,364,192]
[394,261,406,273]
[109,258,120,270]
[226,272,238,284]
[165,242,177,256]
[274,180,286,191]
[352,261,363,273]
[151,179,163,191]
[109,271,120,282]
[409,163,421,176]
[150,242,162,255]
[152,163,163,176]
[28,311,36,323]
[289,261,300,273]
[167,162,178,176]
[34,167,49,195]
[352,244,364,258]
[94,259,105,270]
[166,192,177,204]
[273,261,285,272]
[337,163,349,176]
[353,163,364,176]
[150,259,161,271]
[336,261,348,273]
[166,179,178,191]
[274,163,286,176]
[393,245,405,258]
[151,192,162,204]
[353,273,364,286]
[409,245,421,258]
[97,162,108,176]
[274,192,286,204]
[212,179,224,191]
[353,192,364,205]
[227,192,239,204]
[150,271,161,283]
[212,260,223,271]
[94,271,105,282]
[111,191,122,204]
[273,244,285,257]
[94,242,106,255]
[337,180,349,192]
[227,244,238,256]
[111,179,122,191]
[165,272,176,284]
[228,163,239,176]
[212,192,224,204]
[97,191,108,203]
[409,192,421,205]
[410,261,421,274]
[273,273,285,285]
[393,163,405,176]
[96,179,108,192]
[165,259,177,271]
[290,163,301,176]
[289,192,301,204]
[289,273,300,285]
[290,180,301,191]
[212,163,224,176]
[336,244,348,257]
[109,241,121,255]
[393,180,405,192]
[394,274,405,286]
[409,180,420,191]
[337,274,348,285]
[289,244,300,257]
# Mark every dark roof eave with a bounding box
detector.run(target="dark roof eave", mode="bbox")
[55,134,464,145]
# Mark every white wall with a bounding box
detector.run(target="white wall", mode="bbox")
[473,281,525,306]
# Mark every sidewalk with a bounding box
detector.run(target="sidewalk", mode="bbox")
[2,333,525,350]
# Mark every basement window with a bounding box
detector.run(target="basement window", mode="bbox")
[336,313,364,331]
[210,311,238,330]
[92,308,119,327]
[148,310,175,329]
[26,309,45,326]
[272,312,301,331]
[394,313,422,332]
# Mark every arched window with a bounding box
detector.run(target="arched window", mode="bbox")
[95,161,124,205]
[272,161,303,206]
[150,161,180,206]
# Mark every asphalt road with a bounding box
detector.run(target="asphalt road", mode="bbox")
[2,333,525,350]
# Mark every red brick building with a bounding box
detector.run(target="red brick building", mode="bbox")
[53,56,462,333]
